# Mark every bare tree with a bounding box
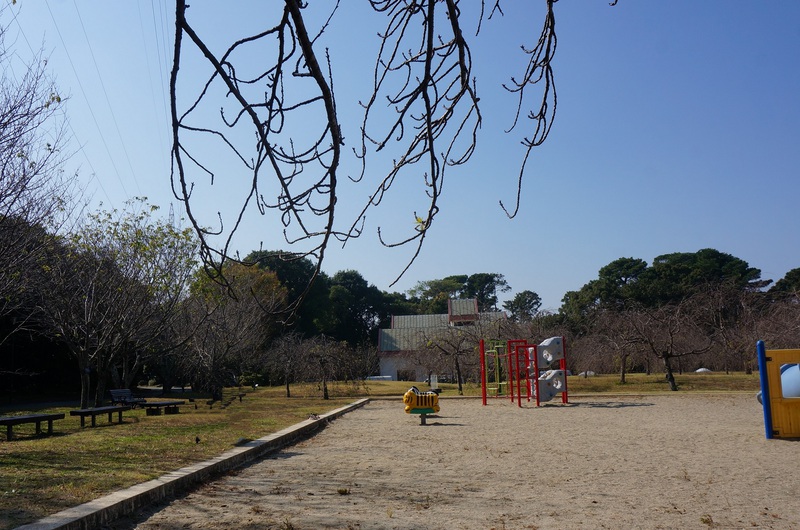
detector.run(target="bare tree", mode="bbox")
[267,332,304,398]
[594,310,644,384]
[626,300,714,391]
[169,1,565,295]
[0,14,75,340]
[422,316,504,394]
[182,263,286,400]
[296,335,350,400]
[751,297,800,351]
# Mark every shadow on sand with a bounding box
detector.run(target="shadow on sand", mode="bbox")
[572,401,655,409]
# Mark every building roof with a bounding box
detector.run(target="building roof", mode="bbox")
[448,298,478,316]
[378,328,426,352]
[448,298,479,324]
[392,314,449,329]
[379,301,508,352]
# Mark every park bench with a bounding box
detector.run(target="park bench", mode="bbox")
[109,388,147,408]
[69,405,131,427]
[141,400,185,415]
[0,413,65,441]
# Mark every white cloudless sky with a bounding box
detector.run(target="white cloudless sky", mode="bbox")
[4,1,799,312]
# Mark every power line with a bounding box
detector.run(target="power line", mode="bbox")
[70,0,143,196]
[4,0,114,208]
[138,1,168,166]
[150,0,172,135]
[42,1,131,201]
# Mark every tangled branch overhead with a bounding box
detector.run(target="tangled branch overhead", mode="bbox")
[170,0,570,294]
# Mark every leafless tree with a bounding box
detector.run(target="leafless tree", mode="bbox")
[422,317,504,394]
[295,335,351,400]
[751,298,800,351]
[626,299,714,391]
[169,1,565,297]
[686,284,757,373]
[593,310,645,383]
[182,263,287,400]
[267,332,304,398]
[0,15,76,340]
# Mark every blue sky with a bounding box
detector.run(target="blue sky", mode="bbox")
[4,1,799,312]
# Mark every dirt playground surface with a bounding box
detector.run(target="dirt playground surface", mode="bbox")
[109,394,800,529]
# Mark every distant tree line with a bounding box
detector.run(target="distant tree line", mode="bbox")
[509,250,800,390]
[347,249,800,393]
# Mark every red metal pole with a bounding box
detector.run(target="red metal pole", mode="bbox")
[480,339,487,406]
[515,345,522,407]
[526,345,533,402]
[533,345,541,407]
[507,343,514,403]
[507,339,524,404]
[561,336,569,404]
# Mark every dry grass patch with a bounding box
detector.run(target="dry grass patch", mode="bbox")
[567,371,760,393]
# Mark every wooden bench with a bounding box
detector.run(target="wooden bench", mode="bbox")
[0,413,65,441]
[109,389,147,408]
[141,400,185,416]
[70,405,131,427]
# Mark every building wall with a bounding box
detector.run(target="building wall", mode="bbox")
[379,353,427,382]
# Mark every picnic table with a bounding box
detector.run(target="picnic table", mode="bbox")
[141,400,185,415]
[0,413,65,441]
[69,405,131,427]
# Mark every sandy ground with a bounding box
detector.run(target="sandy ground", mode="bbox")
[108,394,800,530]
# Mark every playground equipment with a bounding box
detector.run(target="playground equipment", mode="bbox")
[403,386,440,425]
[479,339,529,406]
[757,341,800,439]
[482,340,508,397]
[530,336,568,406]
[480,336,568,407]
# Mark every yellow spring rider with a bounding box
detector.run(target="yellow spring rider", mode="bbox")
[403,386,440,425]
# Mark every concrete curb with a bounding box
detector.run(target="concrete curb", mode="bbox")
[17,398,370,530]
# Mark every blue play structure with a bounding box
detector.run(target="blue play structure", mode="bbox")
[757,341,800,439]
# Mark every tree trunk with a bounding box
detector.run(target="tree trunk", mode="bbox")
[79,362,91,409]
[284,363,292,397]
[454,355,464,396]
[161,372,179,396]
[619,352,628,384]
[122,352,143,390]
[94,375,108,407]
[93,355,113,407]
[663,356,678,391]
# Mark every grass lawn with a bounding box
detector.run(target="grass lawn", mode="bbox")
[0,373,762,529]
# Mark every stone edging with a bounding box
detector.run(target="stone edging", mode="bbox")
[17,398,370,530]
